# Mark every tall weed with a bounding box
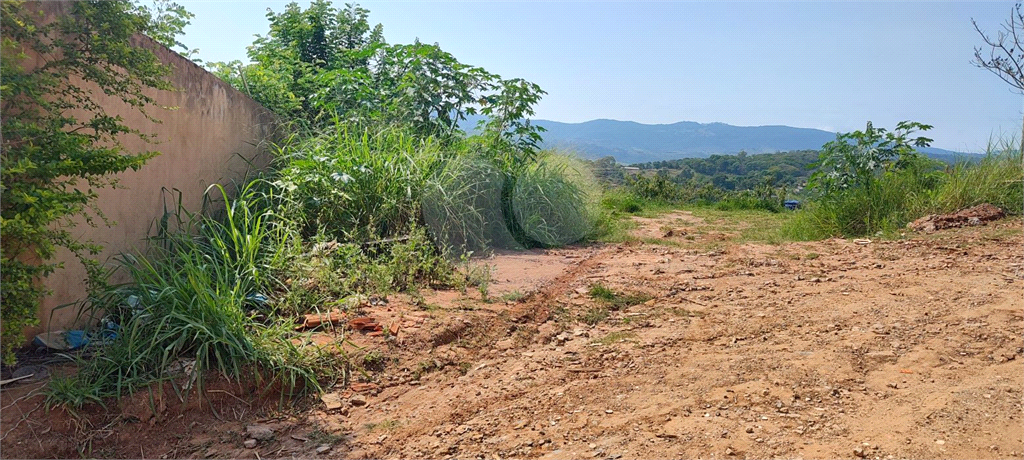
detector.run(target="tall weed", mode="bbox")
[511,153,601,247]
[928,139,1023,215]
[46,181,331,408]
[274,126,442,241]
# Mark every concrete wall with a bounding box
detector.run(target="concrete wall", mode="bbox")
[16,2,279,338]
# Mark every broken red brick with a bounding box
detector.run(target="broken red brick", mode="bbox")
[295,311,346,331]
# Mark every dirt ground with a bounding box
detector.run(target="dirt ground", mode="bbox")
[2,211,1022,459]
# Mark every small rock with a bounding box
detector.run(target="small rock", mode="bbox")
[746,427,755,434]
[853,447,867,458]
[589,443,597,449]
[350,394,367,406]
[246,424,275,441]
[496,338,515,350]
[243,439,258,449]
[935,440,945,445]
[321,392,344,411]
[605,409,614,414]
[316,445,331,454]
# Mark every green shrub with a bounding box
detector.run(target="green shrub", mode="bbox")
[788,156,941,238]
[796,121,942,237]
[0,0,174,364]
[928,139,1023,215]
[421,153,519,255]
[273,126,442,241]
[628,173,681,201]
[601,189,644,214]
[45,181,331,408]
[511,153,601,247]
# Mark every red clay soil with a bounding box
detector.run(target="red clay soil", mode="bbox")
[2,212,1021,459]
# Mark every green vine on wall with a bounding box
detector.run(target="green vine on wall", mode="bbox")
[0,0,175,364]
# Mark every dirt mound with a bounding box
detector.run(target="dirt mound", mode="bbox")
[908,203,1006,233]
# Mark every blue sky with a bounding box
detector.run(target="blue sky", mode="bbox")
[179,1,1022,152]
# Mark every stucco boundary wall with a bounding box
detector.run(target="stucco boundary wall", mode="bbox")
[15,1,280,339]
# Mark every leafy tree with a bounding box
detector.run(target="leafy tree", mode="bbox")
[808,121,933,197]
[132,0,199,60]
[973,3,1024,153]
[210,1,546,150]
[1,0,174,363]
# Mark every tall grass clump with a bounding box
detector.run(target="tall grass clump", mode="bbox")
[928,138,1023,215]
[511,153,602,247]
[794,158,941,238]
[273,125,443,241]
[46,182,336,408]
[421,153,519,255]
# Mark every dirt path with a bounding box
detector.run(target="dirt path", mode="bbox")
[2,212,1022,459]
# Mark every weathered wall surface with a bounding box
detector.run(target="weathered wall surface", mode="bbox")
[17,1,278,337]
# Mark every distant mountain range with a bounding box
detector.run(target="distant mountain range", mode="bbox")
[463,116,969,165]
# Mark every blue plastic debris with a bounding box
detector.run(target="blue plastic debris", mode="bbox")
[33,330,88,350]
[246,293,270,307]
[784,200,801,210]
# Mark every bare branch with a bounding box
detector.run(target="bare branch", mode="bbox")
[972,4,1024,94]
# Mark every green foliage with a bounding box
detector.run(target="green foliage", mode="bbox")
[808,121,935,197]
[587,283,616,301]
[132,0,199,60]
[0,0,174,364]
[587,283,652,311]
[209,1,546,147]
[581,307,609,326]
[272,126,442,241]
[511,153,600,247]
[422,153,518,255]
[601,191,644,214]
[628,172,682,201]
[789,157,942,238]
[928,139,1023,216]
[45,181,335,408]
[633,150,820,191]
[785,122,1021,239]
[793,121,942,237]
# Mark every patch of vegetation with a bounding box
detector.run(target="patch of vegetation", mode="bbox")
[784,123,1022,239]
[307,427,346,446]
[592,331,637,346]
[588,282,653,311]
[44,183,344,409]
[34,0,617,409]
[361,350,389,372]
[667,307,705,318]
[459,259,493,301]
[364,419,401,433]
[500,291,527,302]
[0,0,179,364]
[580,307,610,326]
[632,150,821,190]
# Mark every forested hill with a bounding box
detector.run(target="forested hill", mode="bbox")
[621,150,819,191]
[535,119,835,163]
[623,147,974,191]
[516,118,969,164]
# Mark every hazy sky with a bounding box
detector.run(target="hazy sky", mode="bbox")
[179,1,1022,152]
